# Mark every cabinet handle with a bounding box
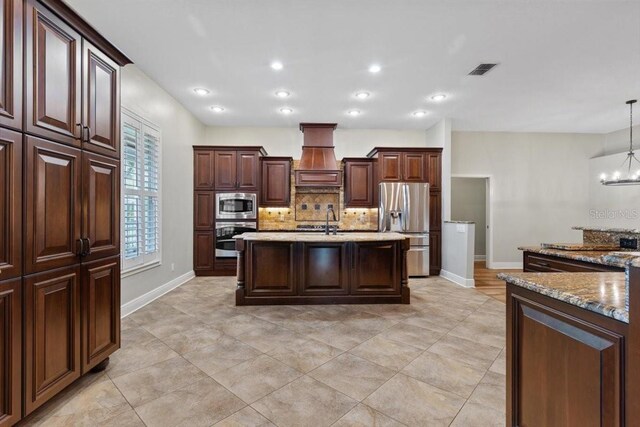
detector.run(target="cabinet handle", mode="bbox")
[537,261,550,267]
[76,123,83,139]
[77,238,85,256]
[84,126,91,143]
[83,238,92,257]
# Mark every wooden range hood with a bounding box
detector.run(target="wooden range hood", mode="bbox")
[295,123,342,187]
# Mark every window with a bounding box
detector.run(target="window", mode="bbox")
[122,109,161,273]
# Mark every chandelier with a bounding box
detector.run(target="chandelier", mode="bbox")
[601,99,640,186]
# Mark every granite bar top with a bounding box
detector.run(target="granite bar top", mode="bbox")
[234,232,407,242]
[519,246,630,268]
[541,243,621,251]
[573,226,640,233]
[498,272,629,323]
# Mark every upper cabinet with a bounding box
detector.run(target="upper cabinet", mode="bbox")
[0,0,22,131]
[343,158,376,208]
[25,0,82,146]
[378,152,402,181]
[194,148,215,189]
[205,147,266,191]
[82,41,120,158]
[368,148,442,186]
[402,152,427,182]
[260,157,292,207]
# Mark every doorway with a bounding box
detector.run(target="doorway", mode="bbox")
[451,176,490,268]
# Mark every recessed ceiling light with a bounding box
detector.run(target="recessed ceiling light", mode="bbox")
[347,110,361,116]
[210,106,225,113]
[368,64,381,73]
[430,94,447,101]
[355,91,370,99]
[275,90,290,98]
[280,107,293,114]
[193,88,210,96]
[271,61,283,70]
[412,111,427,117]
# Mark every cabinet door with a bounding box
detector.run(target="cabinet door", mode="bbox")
[237,151,260,190]
[0,0,22,130]
[260,158,291,206]
[427,152,441,189]
[82,152,120,262]
[24,266,81,415]
[82,256,120,373]
[429,191,441,231]
[194,191,214,230]
[351,242,400,295]
[344,160,374,207]
[246,242,296,296]
[378,152,402,181]
[194,231,214,271]
[25,136,82,274]
[82,40,120,158]
[509,294,623,427]
[194,149,215,189]
[402,152,427,182]
[300,243,349,296]
[214,150,237,190]
[429,231,441,275]
[25,0,82,147]
[0,278,21,426]
[0,128,21,280]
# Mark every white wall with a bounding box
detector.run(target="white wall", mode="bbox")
[204,126,431,159]
[451,178,486,256]
[452,131,603,266]
[120,64,206,306]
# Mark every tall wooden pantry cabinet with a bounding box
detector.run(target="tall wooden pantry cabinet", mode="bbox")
[0,1,131,424]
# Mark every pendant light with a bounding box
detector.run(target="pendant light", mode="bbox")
[601,100,640,186]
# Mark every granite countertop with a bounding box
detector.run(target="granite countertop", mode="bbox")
[497,272,628,323]
[519,246,632,268]
[234,232,407,242]
[541,242,620,251]
[572,226,640,233]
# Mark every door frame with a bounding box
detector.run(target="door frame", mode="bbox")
[450,174,494,269]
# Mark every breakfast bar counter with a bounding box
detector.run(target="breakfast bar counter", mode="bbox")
[234,232,410,305]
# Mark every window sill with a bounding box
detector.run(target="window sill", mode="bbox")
[121,261,162,279]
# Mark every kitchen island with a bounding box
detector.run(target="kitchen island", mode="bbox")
[234,232,409,305]
[499,261,640,426]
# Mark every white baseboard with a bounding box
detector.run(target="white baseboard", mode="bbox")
[440,270,475,288]
[474,255,487,261]
[488,262,522,270]
[121,270,195,318]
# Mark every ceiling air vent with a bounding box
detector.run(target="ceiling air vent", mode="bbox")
[468,63,498,76]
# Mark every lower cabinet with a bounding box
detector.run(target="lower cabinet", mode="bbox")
[300,243,349,296]
[194,231,214,271]
[246,242,296,296]
[0,278,21,426]
[82,256,120,373]
[24,266,82,415]
[351,241,400,295]
[429,231,441,275]
[508,286,625,426]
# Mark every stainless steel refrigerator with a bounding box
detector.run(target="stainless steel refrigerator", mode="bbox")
[379,182,430,276]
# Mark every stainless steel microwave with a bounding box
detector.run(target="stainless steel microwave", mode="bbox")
[216,193,257,220]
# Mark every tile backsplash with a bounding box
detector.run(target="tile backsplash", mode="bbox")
[259,160,378,231]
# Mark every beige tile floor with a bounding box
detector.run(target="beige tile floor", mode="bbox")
[20,276,506,427]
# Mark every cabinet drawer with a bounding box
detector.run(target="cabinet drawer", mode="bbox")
[523,252,624,273]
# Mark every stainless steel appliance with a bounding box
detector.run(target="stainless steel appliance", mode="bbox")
[216,193,257,220]
[379,182,430,276]
[215,221,257,257]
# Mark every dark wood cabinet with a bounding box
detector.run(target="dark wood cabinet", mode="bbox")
[213,150,237,190]
[82,40,120,158]
[194,191,215,230]
[429,191,441,231]
[402,152,427,182]
[429,231,441,276]
[0,129,21,281]
[260,157,291,207]
[0,0,22,131]
[194,149,215,189]
[427,152,441,189]
[378,152,402,181]
[507,286,625,427]
[0,278,21,426]
[81,256,120,373]
[25,0,82,147]
[25,136,82,274]
[213,149,262,191]
[351,241,401,295]
[246,242,297,296]
[82,152,120,262]
[523,251,624,273]
[237,151,260,190]
[300,243,349,296]
[194,231,214,271]
[343,158,376,208]
[24,266,81,415]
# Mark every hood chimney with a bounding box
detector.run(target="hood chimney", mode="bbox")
[295,123,341,187]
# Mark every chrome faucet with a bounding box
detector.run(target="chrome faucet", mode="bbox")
[325,207,337,235]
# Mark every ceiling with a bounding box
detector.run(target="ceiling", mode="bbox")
[67,0,640,133]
